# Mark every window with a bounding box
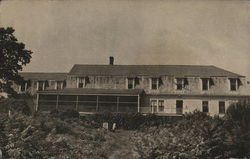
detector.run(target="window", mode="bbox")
[202,101,209,113]
[151,78,159,90]
[176,78,183,90]
[127,78,135,89]
[19,81,31,92]
[56,81,64,90]
[78,77,85,88]
[176,100,183,114]
[151,100,157,113]
[230,79,237,91]
[37,81,44,91]
[20,83,26,92]
[158,100,164,112]
[219,101,225,114]
[202,78,209,90]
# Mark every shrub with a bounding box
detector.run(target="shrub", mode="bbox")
[87,112,182,130]
[50,109,80,120]
[224,101,250,158]
[0,98,31,115]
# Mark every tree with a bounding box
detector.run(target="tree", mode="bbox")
[0,27,32,96]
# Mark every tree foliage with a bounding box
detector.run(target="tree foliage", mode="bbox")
[0,27,32,95]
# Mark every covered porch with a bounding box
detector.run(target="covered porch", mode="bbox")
[36,88,144,114]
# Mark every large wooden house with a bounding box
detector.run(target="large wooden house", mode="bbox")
[14,57,250,116]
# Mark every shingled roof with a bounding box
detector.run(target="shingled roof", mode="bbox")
[19,72,67,81]
[69,65,244,78]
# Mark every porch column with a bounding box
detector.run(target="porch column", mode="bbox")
[137,95,140,113]
[35,94,39,111]
[56,95,59,110]
[117,96,120,112]
[76,95,79,111]
[96,96,99,112]
[24,82,27,91]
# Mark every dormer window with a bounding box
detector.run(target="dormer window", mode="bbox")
[151,78,159,90]
[201,78,209,91]
[56,81,65,90]
[19,81,31,92]
[229,78,238,91]
[77,77,86,88]
[176,78,183,90]
[127,78,135,89]
[176,78,185,90]
[37,81,45,91]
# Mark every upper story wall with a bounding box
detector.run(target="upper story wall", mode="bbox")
[66,75,250,96]
[13,79,66,95]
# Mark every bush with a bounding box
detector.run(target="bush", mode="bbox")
[87,112,182,130]
[50,109,80,120]
[0,98,31,115]
[224,101,250,158]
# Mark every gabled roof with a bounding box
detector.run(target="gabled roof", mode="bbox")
[19,72,67,81]
[69,65,244,78]
[38,88,144,95]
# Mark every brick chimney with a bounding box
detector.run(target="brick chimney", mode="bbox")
[109,56,114,65]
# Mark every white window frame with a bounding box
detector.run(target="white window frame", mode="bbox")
[219,101,226,114]
[19,82,28,92]
[56,81,64,90]
[150,78,159,90]
[229,78,238,91]
[37,81,45,91]
[202,101,209,113]
[150,98,165,113]
[77,77,86,88]
[175,78,184,90]
[201,78,210,91]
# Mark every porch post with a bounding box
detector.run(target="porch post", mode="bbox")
[56,95,59,110]
[96,96,99,112]
[117,96,119,112]
[36,93,39,111]
[76,95,79,111]
[25,82,27,91]
[137,95,140,113]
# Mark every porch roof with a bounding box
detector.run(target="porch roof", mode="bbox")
[37,88,144,96]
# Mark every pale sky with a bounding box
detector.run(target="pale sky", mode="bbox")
[0,0,249,79]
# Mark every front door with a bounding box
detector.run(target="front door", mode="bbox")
[176,100,183,114]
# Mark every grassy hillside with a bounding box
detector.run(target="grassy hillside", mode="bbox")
[0,98,249,159]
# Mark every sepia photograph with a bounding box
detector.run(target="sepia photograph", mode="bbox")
[0,0,250,158]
